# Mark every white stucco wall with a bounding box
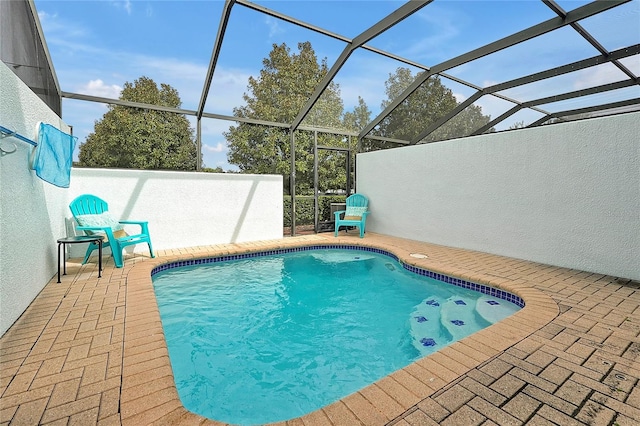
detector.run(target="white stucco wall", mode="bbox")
[67,168,283,258]
[1,61,283,337]
[0,61,72,337]
[2,50,638,337]
[357,112,640,281]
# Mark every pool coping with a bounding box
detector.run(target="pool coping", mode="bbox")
[120,234,559,425]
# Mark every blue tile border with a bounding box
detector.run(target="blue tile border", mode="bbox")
[401,262,525,308]
[151,245,524,308]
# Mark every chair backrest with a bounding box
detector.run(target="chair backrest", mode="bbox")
[69,194,109,217]
[346,193,368,208]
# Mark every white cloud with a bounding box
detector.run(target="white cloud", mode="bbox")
[139,57,206,81]
[395,6,462,62]
[200,141,236,171]
[573,63,625,91]
[43,32,251,113]
[110,0,132,15]
[38,11,88,40]
[203,142,227,153]
[113,55,251,113]
[79,79,122,98]
[474,94,516,126]
[198,117,236,135]
[265,16,284,39]
[482,80,499,88]
[202,68,252,114]
[334,53,414,116]
[453,92,466,103]
[37,11,56,24]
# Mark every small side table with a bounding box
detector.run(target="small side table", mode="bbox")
[57,236,103,283]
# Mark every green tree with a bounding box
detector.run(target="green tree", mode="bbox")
[329,96,370,188]
[342,96,371,133]
[78,76,197,170]
[225,42,367,194]
[426,103,494,142]
[369,67,492,148]
[202,166,225,173]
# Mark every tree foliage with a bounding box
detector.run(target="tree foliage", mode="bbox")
[78,76,197,170]
[366,67,493,150]
[342,96,371,133]
[380,68,457,141]
[508,121,526,130]
[224,42,369,194]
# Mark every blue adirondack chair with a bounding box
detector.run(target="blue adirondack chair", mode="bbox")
[69,194,155,268]
[334,193,370,238]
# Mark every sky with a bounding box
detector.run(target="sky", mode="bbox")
[33,0,639,170]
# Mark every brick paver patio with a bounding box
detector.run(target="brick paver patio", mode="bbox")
[1,233,638,425]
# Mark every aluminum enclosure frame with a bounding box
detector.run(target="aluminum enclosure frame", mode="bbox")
[6,0,639,236]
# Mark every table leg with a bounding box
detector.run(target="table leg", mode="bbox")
[98,240,102,278]
[63,243,67,276]
[57,242,62,283]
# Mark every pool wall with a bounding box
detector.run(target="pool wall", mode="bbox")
[121,235,557,425]
[151,244,525,309]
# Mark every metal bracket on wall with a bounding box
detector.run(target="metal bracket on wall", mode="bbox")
[0,125,38,156]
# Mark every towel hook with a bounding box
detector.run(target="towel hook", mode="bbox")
[0,138,18,155]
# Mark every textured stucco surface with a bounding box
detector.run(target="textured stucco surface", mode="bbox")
[357,113,639,280]
[1,62,283,336]
[67,168,283,258]
[0,62,71,336]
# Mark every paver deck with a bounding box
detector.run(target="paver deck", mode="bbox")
[1,232,638,425]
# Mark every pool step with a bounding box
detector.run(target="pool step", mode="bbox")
[440,297,488,342]
[475,295,519,324]
[309,252,376,263]
[409,297,449,355]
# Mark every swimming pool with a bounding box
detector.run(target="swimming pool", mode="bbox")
[151,246,522,425]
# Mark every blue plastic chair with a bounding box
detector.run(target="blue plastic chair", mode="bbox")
[334,193,370,238]
[69,194,155,268]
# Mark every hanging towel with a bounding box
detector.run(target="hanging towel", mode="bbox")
[32,123,77,188]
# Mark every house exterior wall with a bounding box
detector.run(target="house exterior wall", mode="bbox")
[1,61,71,338]
[357,112,640,281]
[0,62,283,337]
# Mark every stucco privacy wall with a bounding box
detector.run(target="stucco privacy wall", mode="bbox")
[0,61,72,336]
[66,168,283,259]
[1,60,283,337]
[357,112,640,281]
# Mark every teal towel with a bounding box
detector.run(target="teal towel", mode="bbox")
[33,123,77,188]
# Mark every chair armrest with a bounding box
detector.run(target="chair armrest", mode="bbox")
[76,225,110,233]
[76,225,116,241]
[334,210,346,220]
[118,220,150,235]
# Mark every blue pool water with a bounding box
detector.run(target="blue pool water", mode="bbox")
[152,248,521,425]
